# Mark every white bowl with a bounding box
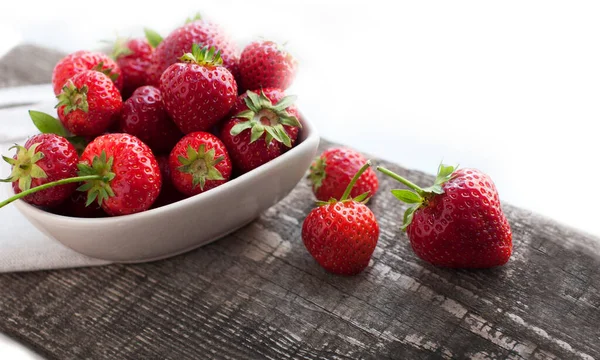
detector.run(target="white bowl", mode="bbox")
[10,116,319,263]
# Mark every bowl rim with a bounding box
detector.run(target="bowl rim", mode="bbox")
[11,114,319,224]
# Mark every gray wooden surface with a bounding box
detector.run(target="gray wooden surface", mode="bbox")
[0,45,599,360]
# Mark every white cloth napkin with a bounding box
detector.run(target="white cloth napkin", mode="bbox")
[0,85,110,272]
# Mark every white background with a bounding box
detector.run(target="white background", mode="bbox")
[0,0,599,358]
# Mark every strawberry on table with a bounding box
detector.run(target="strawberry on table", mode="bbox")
[160,44,237,134]
[146,18,239,86]
[169,132,232,196]
[112,36,155,98]
[302,161,380,275]
[220,89,302,174]
[56,70,123,137]
[309,147,379,202]
[239,41,297,91]
[52,50,123,95]
[378,164,513,268]
[1,134,78,207]
[120,86,182,154]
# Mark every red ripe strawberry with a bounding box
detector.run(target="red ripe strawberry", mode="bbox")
[169,132,232,196]
[52,50,123,95]
[56,70,123,137]
[309,147,379,202]
[120,86,182,154]
[152,155,186,208]
[220,89,302,174]
[160,45,237,134]
[112,38,154,98]
[239,41,297,91]
[378,164,513,268]
[146,20,239,86]
[1,134,78,207]
[79,133,162,216]
[302,162,380,275]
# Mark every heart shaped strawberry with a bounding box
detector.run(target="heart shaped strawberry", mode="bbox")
[302,161,380,275]
[378,164,512,268]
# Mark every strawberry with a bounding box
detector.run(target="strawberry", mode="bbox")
[152,155,186,208]
[52,50,123,95]
[238,41,297,91]
[220,89,302,174]
[120,86,182,154]
[309,147,379,202]
[378,164,513,268]
[302,161,380,275]
[160,45,237,134]
[56,70,123,137]
[1,134,78,207]
[76,133,161,216]
[146,19,239,86]
[112,38,153,98]
[169,132,232,196]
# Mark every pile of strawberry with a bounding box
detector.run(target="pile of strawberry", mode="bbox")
[0,14,514,273]
[1,15,301,217]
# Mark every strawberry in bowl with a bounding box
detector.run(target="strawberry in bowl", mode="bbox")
[0,113,319,262]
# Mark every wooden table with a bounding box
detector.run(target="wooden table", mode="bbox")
[0,45,599,360]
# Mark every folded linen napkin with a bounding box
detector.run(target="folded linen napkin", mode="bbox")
[0,86,110,272]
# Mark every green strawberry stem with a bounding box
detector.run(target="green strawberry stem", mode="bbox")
[0,175,103,209]
[377,163,457,230]
[340,160,371,201]
[376,167,425,195]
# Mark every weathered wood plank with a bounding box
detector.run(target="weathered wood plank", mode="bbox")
[0,45,599,360]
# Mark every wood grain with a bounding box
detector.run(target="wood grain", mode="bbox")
[0,45,599,360]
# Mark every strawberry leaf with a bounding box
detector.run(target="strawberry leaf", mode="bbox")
[353,191,371,203]
[391,189,422,204]
[230,121,253,136]
[308,156,326,191]
[144,28,163,48]
[272,95,297,111]
[29,110,68,137]
[401,205,419,231]
[250,124,265,143]
[185,13,202,24]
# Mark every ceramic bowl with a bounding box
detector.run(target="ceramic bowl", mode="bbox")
[10,116,319,262]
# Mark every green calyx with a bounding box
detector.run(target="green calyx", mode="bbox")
[0,143,47,191]
[93,62,119,82]
[76,151,116,206]
[229,90,302,148]
[111,37,133,60]
[185,13,202,24]
[180,44,223,67]
[377,163,457,231]
[55,81,89,116]
[316,161,372,206]
[308,156,326,191]
[177,144,225,191]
